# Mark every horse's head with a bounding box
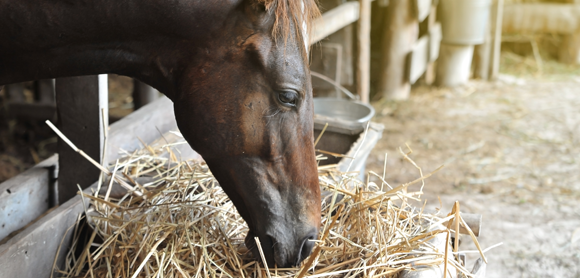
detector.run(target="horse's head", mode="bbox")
[172,0,321,267]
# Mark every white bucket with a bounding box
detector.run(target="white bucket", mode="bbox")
[439,0,492,45]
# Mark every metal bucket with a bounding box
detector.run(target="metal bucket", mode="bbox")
[313,98,375,124]
[439,0,491,45]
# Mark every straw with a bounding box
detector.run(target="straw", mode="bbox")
[52,130,490,278]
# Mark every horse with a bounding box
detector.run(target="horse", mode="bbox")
[0,0,321,268]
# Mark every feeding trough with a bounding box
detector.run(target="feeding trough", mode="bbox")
[314,97,375,124]
[311,71,381,180]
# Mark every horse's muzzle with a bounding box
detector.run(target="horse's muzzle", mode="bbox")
[295,231,317,266]
[246,227,319,268]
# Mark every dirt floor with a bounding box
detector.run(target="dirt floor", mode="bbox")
[2,54,580,277]
[365,73,580,277]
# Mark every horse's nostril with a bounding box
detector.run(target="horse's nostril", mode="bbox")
[298,233,317,265]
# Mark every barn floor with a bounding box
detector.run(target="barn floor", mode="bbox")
[366,75,580,277]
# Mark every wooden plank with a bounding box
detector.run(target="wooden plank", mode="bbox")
[0,97,196,277]
[0,155,58,241]
[132,79,159,110]
[55,75,107,204]
[502,3,580,35]
[105,96,179,163]
[408,35,430,84]
[311,2,360,44]
[7,101,56,120]
[0,97,186,239]
[413,0,432,23]
[0,183,90,278]
[490,0,504,80]
[356,0,371,103]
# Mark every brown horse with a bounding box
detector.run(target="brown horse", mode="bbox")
[0,0,321,267]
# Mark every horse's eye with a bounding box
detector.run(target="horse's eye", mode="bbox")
[277,91,298,107]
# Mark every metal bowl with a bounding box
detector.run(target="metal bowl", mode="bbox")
[313,98,375,123]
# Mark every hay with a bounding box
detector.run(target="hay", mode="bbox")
[49,130,487,278]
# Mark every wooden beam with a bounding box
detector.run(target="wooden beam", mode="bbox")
[407,35,430,84]
[105,96,178,163]
[377,0,418,100]
[502,3,580,35]
[413,0,432,23]
[0,155,58,241]
[0,96,190,241]
[7,101,56,120]
[55,75,108,204]
[0,182,89,278]
[311,2,360,44]
[356,0,371,103]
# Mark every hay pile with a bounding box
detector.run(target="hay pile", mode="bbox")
[51,134,487,278]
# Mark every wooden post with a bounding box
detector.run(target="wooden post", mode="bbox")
[34,79,55,103]
[132,79,158,110]
[489,0,504,80]
[472,30,492,80]
[473,10,492,80]
[560,27,580,64]
[357,0,371,103]
[377,0,418,100]
[423,5,439,85]
[55,75,108,204]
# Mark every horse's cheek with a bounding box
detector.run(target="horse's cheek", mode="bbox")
[239,94,268,155]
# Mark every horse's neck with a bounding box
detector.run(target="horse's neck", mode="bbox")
[0,0,238,97]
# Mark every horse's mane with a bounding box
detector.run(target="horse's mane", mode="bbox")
[259,0,320,56]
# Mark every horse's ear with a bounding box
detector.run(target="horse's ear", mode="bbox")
[242,0,274,29]
[245,0,267,11]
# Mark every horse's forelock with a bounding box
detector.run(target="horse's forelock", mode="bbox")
[258,0,320,60]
